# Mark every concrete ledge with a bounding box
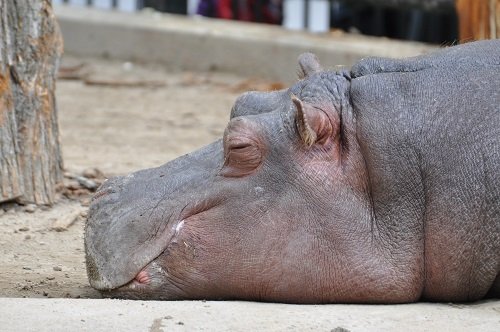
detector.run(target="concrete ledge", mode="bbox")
[55,5,436,82]
[1,298,499,331]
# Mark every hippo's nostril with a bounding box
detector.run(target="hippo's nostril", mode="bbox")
[92,185,120,203]
[92,189,111,201]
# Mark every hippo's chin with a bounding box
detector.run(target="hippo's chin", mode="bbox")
[98,259,172,300]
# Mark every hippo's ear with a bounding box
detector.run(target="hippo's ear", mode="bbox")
[291,95,337,147]
[298,53,322,79]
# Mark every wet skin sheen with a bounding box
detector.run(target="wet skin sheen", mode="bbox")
[85,40,500,303]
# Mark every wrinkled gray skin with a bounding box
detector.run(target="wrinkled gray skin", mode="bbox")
[85,40,499,303]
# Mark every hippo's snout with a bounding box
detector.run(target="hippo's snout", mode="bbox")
[85,175,127,289]
[91,177,121,203]
[84,141,224,294]
[85,169,177,291]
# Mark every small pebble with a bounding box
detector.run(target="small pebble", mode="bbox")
[75,175,98,191]
[19,227,29,232]
[24,235,31,240]
[66,180,81,190]
[331,328,350,332]
[22,267,32,270]
[82,167,103,179]
[47,276,55,280]
[43,291,48,296]
[122,62,134,71]
[53,266,62,271]
[24,204,36,213]
[72,188,90,196]
[80,198,91,208]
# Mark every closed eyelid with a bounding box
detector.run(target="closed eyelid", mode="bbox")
[230,142,253,149]
[221,119,267,177]
[223,117,263,147]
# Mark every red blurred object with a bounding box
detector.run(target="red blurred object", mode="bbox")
[197,0,282,24]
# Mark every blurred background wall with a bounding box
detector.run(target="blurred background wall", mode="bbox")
[54,0,498,44]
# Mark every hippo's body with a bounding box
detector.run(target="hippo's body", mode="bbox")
[85,40,499,303]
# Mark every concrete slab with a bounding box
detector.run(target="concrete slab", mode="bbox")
[1,298,499,332]
[54,5,436,82]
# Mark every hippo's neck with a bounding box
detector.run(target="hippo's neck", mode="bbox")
[352,64,500,301]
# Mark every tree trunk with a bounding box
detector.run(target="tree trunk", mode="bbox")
[0,0,63,205]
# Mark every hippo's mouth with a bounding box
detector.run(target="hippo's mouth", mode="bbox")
[118,268,153,290]
[110,260,163,292]
[91,225,179,299]
[85,212,181,292]
[86,194,216,297]
[97,259,171,299]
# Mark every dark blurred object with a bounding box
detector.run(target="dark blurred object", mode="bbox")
[347,0,454,10]
[330,0,458,44]
[137,0,497,44]
[197,0,282,24]
[143,0,188,14]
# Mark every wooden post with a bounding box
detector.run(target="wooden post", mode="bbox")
[456,0,499,41]
[0,0,63,205]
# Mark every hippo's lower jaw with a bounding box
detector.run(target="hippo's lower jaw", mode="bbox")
[89,213,195,299]
[86,168,222,298]
[98,259,175,300]
[85,214,181,292]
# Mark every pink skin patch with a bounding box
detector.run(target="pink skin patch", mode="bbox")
[134,270,150,284]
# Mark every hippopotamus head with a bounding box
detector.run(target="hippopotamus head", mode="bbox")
[85,54,400,303]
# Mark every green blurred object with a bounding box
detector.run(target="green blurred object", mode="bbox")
[143,0,188,14]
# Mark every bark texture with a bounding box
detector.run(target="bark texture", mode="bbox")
[0,0,63,205]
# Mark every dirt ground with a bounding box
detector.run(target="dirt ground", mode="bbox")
[0,55,260,299]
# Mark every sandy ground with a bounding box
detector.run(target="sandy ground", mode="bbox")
[0,55,499,331]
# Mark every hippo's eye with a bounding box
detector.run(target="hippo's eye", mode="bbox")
[221,139,263,177]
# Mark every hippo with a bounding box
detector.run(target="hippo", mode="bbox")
[85,40,499,303]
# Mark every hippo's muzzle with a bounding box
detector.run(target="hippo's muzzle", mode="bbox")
[85,174,181,291]
[84,141,223,293]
